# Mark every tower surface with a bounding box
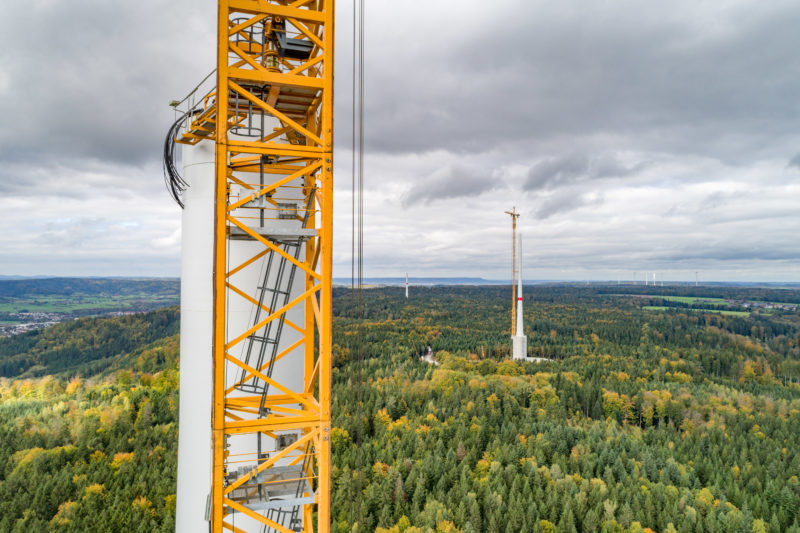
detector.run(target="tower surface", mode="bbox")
[176,141,215,533]
[512,232,527,359]
[512,335,527,360]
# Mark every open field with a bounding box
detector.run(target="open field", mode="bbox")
[0,294,178,313]
[610,294,731,306]
[658,295,730,305]
[0,278,180,336]
[643,305,750,316]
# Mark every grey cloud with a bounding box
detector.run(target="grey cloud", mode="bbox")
[0,0,214,167]
[701,191,730,210]
[525,154,591,191]
[534,190,604,220]
[663,189,739,216]
[3,0,796,175]
[401,165,502,207]
[657,244,800,263]
[524,153,645,191]
[39,218,109,248]
[361,1,800,164]
[1,0,799,280]
[664,189,798,226]
[0,159,164,200]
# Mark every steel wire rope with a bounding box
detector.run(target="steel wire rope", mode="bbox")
[349,0,366,530]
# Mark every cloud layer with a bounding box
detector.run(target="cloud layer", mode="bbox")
[0,0,798,280]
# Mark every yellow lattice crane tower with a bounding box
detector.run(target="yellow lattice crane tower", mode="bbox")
[167,1,333,531]
[505,207,520,335]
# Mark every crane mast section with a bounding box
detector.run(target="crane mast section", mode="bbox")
[178,1,333,531]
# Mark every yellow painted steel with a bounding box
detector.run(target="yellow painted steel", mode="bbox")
[505,207,520,335]
[186,0,336,531]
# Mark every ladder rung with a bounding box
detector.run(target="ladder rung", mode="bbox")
[236,383,266,394]
[248,335,278,343]
[256,287,291,296]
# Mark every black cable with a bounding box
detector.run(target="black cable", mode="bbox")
[162,109,201,208]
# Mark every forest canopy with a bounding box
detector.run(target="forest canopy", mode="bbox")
[0,285,799,532]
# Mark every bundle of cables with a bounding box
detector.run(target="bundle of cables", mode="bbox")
[162,109,201,208]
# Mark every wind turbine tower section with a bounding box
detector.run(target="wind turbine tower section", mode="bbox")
[512,232,527,360]
[504,207,520,336]
[168,1,334,532]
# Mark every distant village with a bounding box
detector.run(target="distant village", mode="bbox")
[0,310,136,337]
[0,312,61,336]
[737,299,799,311]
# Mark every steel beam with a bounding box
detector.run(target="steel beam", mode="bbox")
[208,1,333,531]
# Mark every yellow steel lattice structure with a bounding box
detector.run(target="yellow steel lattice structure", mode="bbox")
[178,1,333,531]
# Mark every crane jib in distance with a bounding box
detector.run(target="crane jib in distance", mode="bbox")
[166,1,333,532]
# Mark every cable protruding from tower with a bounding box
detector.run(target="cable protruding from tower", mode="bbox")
[162,108,200,208]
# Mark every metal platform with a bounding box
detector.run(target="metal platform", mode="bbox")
[176,84,319,146]
[228,464,314,511]
[228,224,316,241]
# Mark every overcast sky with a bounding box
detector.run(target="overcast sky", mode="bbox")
[0,0,798,281]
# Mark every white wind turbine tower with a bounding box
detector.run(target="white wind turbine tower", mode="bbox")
[512,232,527,360]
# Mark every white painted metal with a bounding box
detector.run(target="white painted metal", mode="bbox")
[516,233,523,338]
[512,232,527,360]
[176,140,215,533]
